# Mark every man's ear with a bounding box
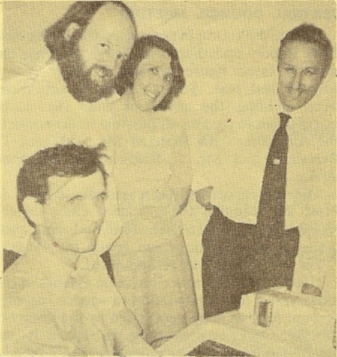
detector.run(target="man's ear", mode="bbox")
[23,197,44,226]
[321,68,329,81]
[64,22,81,41]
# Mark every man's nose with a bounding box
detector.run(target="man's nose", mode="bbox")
[152,75,166,89]
[290,71,302,90]
[82,200,104,223]
[100,52,126,73]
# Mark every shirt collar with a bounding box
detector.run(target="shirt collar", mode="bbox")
[25,236,100,286]
[272,95,309,130]
[25,236,74,284]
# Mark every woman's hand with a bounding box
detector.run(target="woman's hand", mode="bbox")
[171,186,191,215]
[195,186,214,211]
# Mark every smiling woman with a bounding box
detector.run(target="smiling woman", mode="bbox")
[130,48,173,111]
[106,35,198,347]
[115,35,185,111]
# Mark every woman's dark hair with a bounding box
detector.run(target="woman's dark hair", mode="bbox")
[44,1,136,61]
[116,35,186,111]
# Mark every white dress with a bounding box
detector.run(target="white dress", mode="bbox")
[107,98,199,344]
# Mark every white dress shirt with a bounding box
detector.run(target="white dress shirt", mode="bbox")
[2,61,121,255]
[3,237,142,355]
[193,85,335,301]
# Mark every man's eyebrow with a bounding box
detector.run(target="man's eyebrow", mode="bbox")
[67,195,82,202]
[105,40,113,47]
[98,191,108,197]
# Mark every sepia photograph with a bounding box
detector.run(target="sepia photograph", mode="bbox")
[1,1,336,355]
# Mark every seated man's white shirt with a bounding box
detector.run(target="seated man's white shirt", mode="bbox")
[2,61,121,254]
[3,237,142,355]
[193,78,335,302]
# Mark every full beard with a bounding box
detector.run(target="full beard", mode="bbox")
[57,46,115,103]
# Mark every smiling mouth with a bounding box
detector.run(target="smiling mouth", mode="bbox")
[284,91,300,101]
[92,68,107,79]
[144,89,160,100]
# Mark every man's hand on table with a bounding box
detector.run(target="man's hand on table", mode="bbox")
[301,283,322,297]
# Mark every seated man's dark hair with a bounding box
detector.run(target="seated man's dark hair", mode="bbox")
[17,143,108,228]
[115,35,186,111]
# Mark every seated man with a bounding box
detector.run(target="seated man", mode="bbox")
[3,143,157,355]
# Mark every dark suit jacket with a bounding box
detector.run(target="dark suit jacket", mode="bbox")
[202,206,300,318]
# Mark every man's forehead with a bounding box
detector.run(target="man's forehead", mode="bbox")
[80,3,136,54]
[280,41,325,67]
[47,171,105,198]
[86,3,135,35]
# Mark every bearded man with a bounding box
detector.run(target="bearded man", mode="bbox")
[3,1,137,256]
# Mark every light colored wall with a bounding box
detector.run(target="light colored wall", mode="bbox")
[3,1,336,317]
[4,1,335,125]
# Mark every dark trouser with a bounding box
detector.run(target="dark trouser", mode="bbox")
[3,249,21,272]
[202,206,299,318]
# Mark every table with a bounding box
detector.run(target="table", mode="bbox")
[157,310,335,356]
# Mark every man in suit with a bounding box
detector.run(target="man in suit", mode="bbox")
[200,23,335,316]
